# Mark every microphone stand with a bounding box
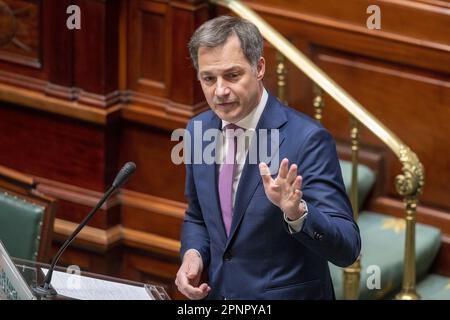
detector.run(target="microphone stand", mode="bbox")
[32,162,136,298]
[32,185,116,298]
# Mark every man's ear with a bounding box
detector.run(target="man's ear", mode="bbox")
[256,57,265,80]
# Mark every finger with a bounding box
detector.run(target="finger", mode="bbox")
[259,163,273,187]
[192,285,210,299]
[291,176,303,203]
[185,282,209,300]
[293,188,303,201]
[199,283,211,293]
[286,164,298,184]
[292,175,303,191]
[178,272,205,299]
[186,286,208,300]
[198,283,211,299]
[277,158,289,180]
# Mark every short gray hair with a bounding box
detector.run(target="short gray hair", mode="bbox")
[188,16,264,72]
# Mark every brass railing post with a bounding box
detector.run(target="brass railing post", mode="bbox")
[276,51,287,104]
[343,116,361,300]
[349,116,359,220]
[313,84,324,122]
[395,146,424,300]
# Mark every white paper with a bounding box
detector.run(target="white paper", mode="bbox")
[42,268,153,300]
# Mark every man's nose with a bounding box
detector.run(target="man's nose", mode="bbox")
[215,78,231,97]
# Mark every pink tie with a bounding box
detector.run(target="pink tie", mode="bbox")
[218,124,240,236]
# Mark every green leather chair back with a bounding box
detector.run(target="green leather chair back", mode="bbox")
[0,191,45,261]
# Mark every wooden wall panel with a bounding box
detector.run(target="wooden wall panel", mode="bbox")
[121,189,185,240]
[123,0,210,128]
[141,12,165,83]
[0,0,49,84]
[168,1,208,106]
[0,0,121,106]
[0,103,107,191]
[118,121,186,201]
[73,0,120,106]
[0,0,41,67]
[45,0,75,99]
[50,242,123,276]
[128,0,168,97]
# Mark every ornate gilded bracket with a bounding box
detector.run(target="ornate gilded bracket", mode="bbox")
[395,145,424,199]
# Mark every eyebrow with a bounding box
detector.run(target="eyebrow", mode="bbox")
[199,66,244,76]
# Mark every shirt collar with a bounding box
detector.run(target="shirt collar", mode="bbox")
[221,88,268,130]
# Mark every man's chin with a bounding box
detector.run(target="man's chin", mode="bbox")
[214,107,241,122]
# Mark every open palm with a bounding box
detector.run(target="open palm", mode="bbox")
[259,158,304,219]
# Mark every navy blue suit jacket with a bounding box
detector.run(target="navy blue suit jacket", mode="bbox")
[181,93,361,299]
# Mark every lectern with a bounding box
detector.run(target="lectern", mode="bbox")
[0,241,170,300]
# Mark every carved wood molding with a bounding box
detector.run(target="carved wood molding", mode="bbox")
[53,218,180,257]
[122,227,180,257]
[0,77,207,127]
[53,218,122,247]
[0,164,35,187]
[169,0,209,11]
[0,82,121,124]
[120,188,186,220]
[35,177,120,209]
[122,100,207,129]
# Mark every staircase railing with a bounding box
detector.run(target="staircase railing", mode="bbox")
[210,0,425,300]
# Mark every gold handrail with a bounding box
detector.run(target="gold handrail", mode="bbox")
[211,0,403,156]
[210,0,425,300]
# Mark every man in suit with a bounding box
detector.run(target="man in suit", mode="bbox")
[175,16,361,300]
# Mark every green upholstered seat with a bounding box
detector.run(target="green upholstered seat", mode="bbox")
[330,211,442,299]
[0,191,45,261]
[417,274,450,300]
[339,160,376,210]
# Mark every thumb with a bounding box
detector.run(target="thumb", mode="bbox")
[259,162,272,187]
[186,261,200,279]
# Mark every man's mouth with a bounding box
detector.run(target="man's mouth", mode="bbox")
[215,101,236,109]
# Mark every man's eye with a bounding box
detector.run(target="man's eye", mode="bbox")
[202,77,214,83]
[229,73,239,79]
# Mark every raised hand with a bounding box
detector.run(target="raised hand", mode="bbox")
[259,158,306,220]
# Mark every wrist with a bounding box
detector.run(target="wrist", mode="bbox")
[285,199,307,221]
[184,249,202,262]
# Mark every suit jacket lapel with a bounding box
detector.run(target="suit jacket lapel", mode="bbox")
[226,94,287,248]
[200,113,228,240]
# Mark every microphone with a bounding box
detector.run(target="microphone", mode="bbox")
[32,162,136,298]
